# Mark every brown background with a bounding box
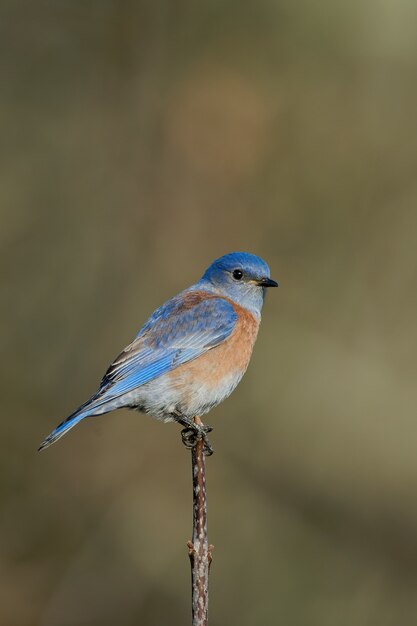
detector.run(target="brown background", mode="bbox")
[2,1,417,625]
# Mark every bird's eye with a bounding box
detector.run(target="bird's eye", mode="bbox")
[232,269,243,280]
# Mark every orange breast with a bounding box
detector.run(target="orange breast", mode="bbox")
[170,302,260,390]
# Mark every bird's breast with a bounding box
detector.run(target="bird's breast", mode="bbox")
[167,304,260,415]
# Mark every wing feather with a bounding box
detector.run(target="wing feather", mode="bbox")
[89,291,237,409]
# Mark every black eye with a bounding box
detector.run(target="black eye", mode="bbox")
[232,269,243,280]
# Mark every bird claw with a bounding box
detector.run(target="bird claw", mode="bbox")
[181,425,214,456]
[181,427,196,449]
[203,438,214,456]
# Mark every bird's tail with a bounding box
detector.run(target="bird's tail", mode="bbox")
[38,392,106,451]
[38,412,86,451]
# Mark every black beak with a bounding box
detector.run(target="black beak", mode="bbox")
[258,277,279,288]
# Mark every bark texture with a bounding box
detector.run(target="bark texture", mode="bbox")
[188,416,213,626]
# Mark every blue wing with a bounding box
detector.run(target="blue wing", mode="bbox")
[39,291,237,449]
[99,291,237,399]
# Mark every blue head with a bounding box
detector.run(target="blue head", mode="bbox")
[197,252,278,317]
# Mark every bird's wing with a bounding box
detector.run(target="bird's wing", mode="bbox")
[93,290,237,407]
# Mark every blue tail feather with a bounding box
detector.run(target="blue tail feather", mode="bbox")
[38,391,106,451]
[38,411,87,451]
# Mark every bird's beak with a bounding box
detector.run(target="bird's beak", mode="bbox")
[257,277,279,288]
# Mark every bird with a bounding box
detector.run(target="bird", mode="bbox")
[39,252,278,454]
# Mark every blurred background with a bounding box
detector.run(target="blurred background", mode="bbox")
[1,1,417,624]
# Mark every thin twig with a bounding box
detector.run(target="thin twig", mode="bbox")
[187,416,213,626]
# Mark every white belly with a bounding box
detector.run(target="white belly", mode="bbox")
[120,367,245,421]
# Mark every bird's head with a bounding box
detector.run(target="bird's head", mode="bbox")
[197,252,278,316]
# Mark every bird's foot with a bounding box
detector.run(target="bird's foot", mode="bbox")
[181,427,196,449]
[181,425,214,456]
[203,435,214,456]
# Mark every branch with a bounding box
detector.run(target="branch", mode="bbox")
[187,416,214,626]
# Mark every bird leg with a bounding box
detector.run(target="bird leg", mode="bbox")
[173,413,214,456]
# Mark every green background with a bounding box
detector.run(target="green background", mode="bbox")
[2,1,417,624]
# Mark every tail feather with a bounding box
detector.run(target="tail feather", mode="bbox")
[38,390,107,451]
[38,411,87,451]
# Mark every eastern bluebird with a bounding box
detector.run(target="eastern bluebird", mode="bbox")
[39,252,277,454]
